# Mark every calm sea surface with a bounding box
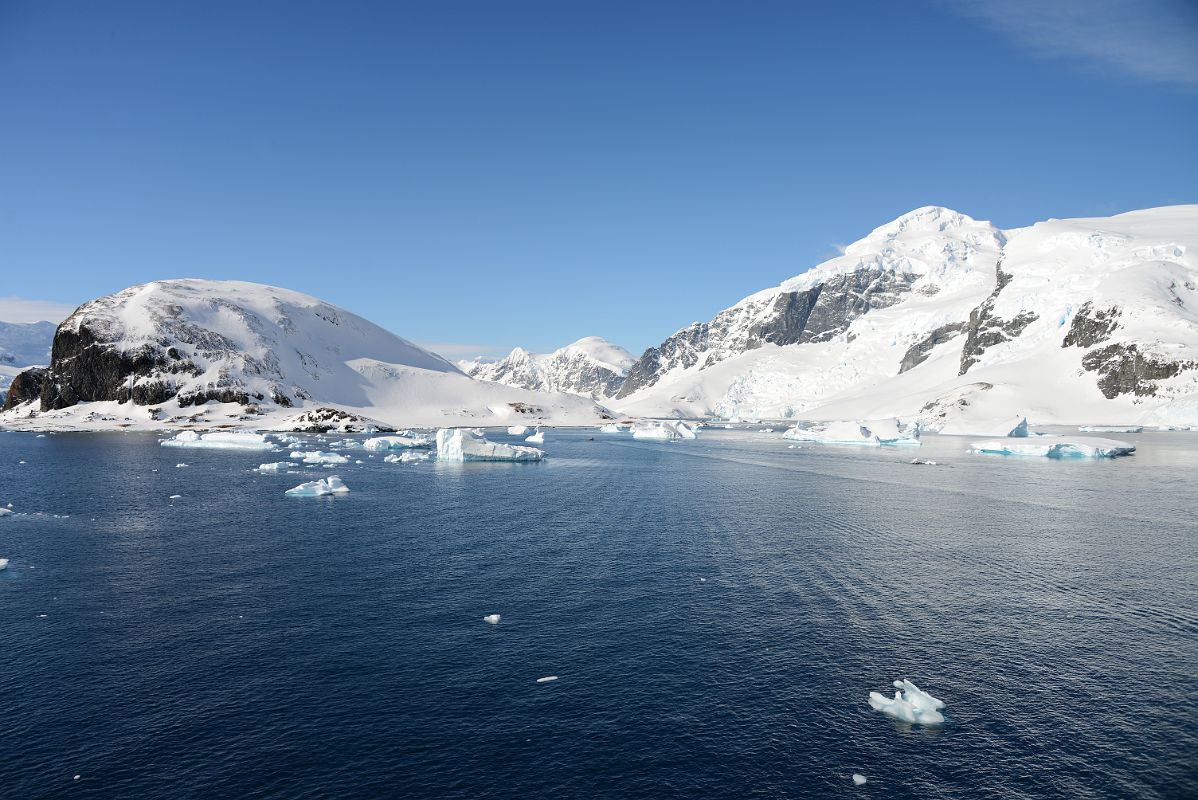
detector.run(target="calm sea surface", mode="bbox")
[1,427,1196,799]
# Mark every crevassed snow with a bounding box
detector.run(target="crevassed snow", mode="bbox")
[435,428,545,462]
[971,436,1135,458]
[362,434,432,451]
[284,475,350,497]
[160,431,274,451]
[868,679,946,725]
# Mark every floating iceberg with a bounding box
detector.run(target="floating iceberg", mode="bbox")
[257,462,296,472]
[632,420,697,441]
[862,418,920,446]
[784,419,919,446]
[1078,425,1143,433]
[284,475,350,497]
[536,676,558,684]
[598,423,622,433]
[972,436,1135,459]
[939,415,1029,437]
[0,508,11,517]
[300,451,350,465]
[507,425,529,436]
[384,450,430,464]
[868,679,945,726]
[852,774,867,786]
[362,434,432,451]
[435,428,544,462]
[525,428,545,444]
[160,431,274,451]
[483,614,501,625]
[0,558,8,570]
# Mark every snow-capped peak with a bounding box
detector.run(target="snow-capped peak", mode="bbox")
[464,336,633,398]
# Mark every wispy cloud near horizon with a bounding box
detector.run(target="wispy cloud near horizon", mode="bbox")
[0,296,77,324]
[946,0,1198,89]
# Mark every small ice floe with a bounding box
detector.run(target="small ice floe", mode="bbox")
[175,463,189,468]
[257,462,296,472]
[699,577,706,582]
[168,495,182,500]
[284,476,350,497]
[362,434,432,451]
[435,428,544,462]
[1078,425,1143,433]
[384,451,430,464]
[0,508,12,517]
[160,431,274,451]
[759,428,775,433]
[525,428,545,444]
[18,460,26,465]
[852,774,867,786]
[36,434,45,438]
[971,436,1135,459]
[868,679,945,725]
[0,558,9,571]
[483,614,501,625]
[300,451,350,466]
[598,423,622,433]
[910,458,938,466]
[536,675,559,684]
[507,425,529,436]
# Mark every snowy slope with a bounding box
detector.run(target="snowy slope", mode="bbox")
[0,280,610,430]
[462,336,634,398]
[615,205,1198,427]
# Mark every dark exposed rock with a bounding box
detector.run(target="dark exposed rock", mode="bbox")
[899,323,966,374]
[1062,302,1121,348]
[1080,343,1196,399]
[1,367,49,410]
[959,259,1039,375]
[616,268,915,398]
[284,406,394,433]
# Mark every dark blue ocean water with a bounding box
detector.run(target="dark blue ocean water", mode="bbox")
[1,427,1196,799]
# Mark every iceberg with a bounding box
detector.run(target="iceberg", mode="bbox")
[1078,425,1143,433]
[257,461,296,472]
[0,558,8,570]
[862,418,920,446]
[284,475,350,497]
[852,774,867,786]
[525,428,545,444]
[939,415,1029,438]
[632,420,697,441]
[536,676,559,684]
[868,679,945,726]
[160,431,274,451]
[784,421,878,446]
[435,428,545,462]
[0,508,12,517]
[598,423,622,433]
[483,614,501,625]
[300,451,350,465]
[384,450,430,464]
[971,436,1135,459]
[362,434,432,451]
[507,425,529,436]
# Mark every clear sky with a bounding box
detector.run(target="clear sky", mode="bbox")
[1,0,1196,359]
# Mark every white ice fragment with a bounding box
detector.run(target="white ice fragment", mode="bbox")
[168,495,182,500]
[363,434,432,451]
[300,451,350,465]
[1078,425,1143,433]
[175,463,188,468]
[852,774,867,786]
[598,423,622,433]
[525,428,545,444]
[384,450,430,464]
[971,436,1135,459]
[868,679,945,725]
[257,462,296,472]
[483,614,501,624]
[536,675,559,683]
[160,431,274,450]
[0,508,11,517]
[284,475,350,497]
[910,458,938,465]
[0,558,8,570]
[507,425,529,436]
[435,428,544,462]
[632,420,697,441]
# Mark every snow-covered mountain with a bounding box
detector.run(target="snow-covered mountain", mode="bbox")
[461,336,634,399]
[0,320,57,403]
[614,205,1198,427]
[0,280,610,429]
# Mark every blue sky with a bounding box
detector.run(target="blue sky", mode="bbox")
[1,0,1196,358]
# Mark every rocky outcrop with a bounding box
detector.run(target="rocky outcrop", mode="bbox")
[1080,343,1197,399]
[899,323,966,373]
[1,367,48,410]
[617,268,915,398]
[1062,302,1121,348]
[958,260,1038,375]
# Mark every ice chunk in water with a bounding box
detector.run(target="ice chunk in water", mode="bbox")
[536,675,558,683]
[0,558,9,570]
[971,436,1135,459]
[852,774,867,786]
[257,462,296,472]
[868,679,945,725]
[483,614,501,625]
[363,434,432,451]
[160,431,273,451]
[435,428,544,462]
[300,451,350,465]
[507,425,528,436]
[598,423,622,433]
[284,476,350,497]
[525,428,545,444]
[632,420,697,441]
[384,451,430,464]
